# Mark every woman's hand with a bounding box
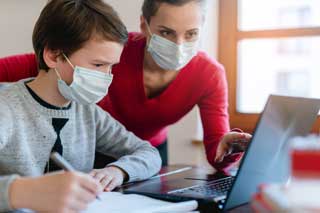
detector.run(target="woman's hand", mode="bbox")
[215,131,252,163]
[9,171,102,213]
[90,166,128,192]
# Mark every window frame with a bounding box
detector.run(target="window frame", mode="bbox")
[218,0,320,133]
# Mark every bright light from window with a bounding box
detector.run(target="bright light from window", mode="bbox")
[237,37,320,113]
[237,0,320,113]
[239,0,320,30]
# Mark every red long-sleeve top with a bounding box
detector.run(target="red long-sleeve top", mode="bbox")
[0,33,240,169]
[98,33,236,168]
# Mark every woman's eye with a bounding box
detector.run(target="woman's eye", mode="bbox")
[160,31,171,37]
[186,32,198,40]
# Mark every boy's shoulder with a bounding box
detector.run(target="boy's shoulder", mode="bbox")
[0,81,26,112]
[0,82,20,99]
[0,82,13,90]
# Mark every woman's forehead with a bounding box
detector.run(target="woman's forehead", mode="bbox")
[150,2,203,30]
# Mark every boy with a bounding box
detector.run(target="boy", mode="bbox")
[0,0,161,212]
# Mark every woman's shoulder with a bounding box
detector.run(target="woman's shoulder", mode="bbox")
[115,32,146,70]
[194,51,224,71]
[124,32,146,50]
[187,51,225,81]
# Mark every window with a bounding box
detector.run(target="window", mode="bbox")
[218,0,320,133]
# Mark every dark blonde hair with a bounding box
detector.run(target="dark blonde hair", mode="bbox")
[33,0,128,71]
[142,0,207,23]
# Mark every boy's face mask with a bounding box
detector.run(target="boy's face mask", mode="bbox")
[145,22,199,71]
[54,54,113,105]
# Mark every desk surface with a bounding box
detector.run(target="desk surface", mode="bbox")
[120,165,253,213]
[12,165,252,213]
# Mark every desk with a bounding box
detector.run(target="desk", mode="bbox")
[120,165,253,213]
[12,165,253,213]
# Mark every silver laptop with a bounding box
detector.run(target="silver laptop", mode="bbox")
[124,95,320,211]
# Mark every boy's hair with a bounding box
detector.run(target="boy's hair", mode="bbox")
[142,0,207,23]
[33,0,128,71]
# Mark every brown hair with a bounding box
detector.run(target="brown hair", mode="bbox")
[142,0,207,23]
[33,0,128,71]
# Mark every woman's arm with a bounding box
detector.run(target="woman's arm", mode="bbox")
[0,53,37,82]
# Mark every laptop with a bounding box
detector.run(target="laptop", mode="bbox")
[123,95,320,211]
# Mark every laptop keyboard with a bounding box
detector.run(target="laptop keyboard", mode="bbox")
[168,176,235,198]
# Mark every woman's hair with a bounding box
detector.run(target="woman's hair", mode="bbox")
[142,0,207,23]
[33,0,128,71]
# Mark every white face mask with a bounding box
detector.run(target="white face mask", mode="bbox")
[146,23,199,71]
[54,54,113,105]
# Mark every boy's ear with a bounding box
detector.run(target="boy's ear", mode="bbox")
[43,47,61,69]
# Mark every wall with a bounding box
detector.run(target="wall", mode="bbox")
[0,0,46,57]
[0,0,219,167]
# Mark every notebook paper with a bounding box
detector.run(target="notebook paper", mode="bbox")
[84,192,198,213]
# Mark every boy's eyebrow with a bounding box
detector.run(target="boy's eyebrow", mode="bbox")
[92,59,113,64]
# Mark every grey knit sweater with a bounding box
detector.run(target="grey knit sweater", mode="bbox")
[0,80,161,211]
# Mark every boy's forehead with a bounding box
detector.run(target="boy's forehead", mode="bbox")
[76,38,124,62]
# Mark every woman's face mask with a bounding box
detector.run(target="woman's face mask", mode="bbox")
[54,54,113,105]
[145,23,199,71]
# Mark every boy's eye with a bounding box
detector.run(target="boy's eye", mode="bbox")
[94,64,104,67]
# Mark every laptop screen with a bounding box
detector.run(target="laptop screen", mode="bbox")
[224,95,320,210]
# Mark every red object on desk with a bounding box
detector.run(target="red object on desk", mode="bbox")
[291,150,320,178]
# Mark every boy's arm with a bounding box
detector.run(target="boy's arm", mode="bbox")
[0,102,102,212]
[0,97,20,211]
[7,172,101,212]
[95,108,162,182]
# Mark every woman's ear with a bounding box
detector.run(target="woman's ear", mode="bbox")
[43,47,61,69]
[140,15,148,37]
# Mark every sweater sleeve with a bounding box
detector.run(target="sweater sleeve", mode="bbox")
[0,96,20,211]
[0,175,19,212]
[94,106,161,182]
[198,64,241,171]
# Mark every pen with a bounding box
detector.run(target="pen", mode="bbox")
[151,166,193,179]
[50,152,102,201]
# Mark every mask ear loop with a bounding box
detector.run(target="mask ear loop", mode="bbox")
[54,68,63,80]
[107,67,113,76]
[62,53,75,69]
[144,18,154,46]
[145,21,153,36]
[54,53,74,81]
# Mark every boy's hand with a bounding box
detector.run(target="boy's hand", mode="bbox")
[9,171,102,213]
[90,166,128,192]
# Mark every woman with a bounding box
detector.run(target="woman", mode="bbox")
[98,0,251,168]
